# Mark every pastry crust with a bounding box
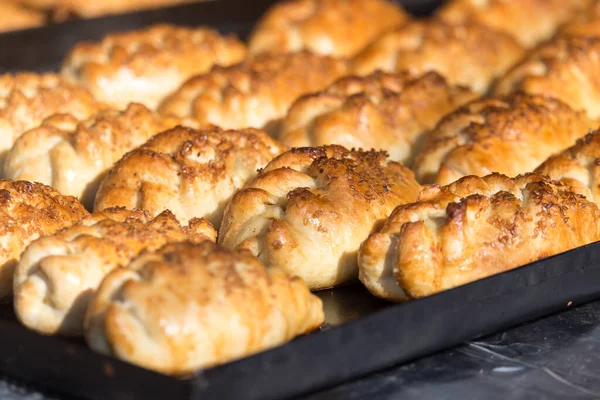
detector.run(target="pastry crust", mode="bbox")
[4,103,195,210]
[158,51,349,134]
[219,145,422,289]
[437,0,591,47]
[414,93,596,185]
[14,208,215,336]
[61,24,247,109]
[0,180,88,299]
[0,1,44,33]
[0,73,103,171]
[358,173,600,301]
[84,240,324,375]
[351,20,525,94]
[248,0,409,57]
[558,1,600,39]
[94,126,285,228]
[280,71,478,166]
[494,37,600,119]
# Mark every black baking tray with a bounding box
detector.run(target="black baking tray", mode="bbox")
[2,0,600,399]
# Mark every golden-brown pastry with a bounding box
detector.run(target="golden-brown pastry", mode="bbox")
[0,180,88,299]
[351,20,525,94]
[4,103,195,210]
[280,71,478,166]
[248,0,409,57]
[14,208,215,336]
[558,1,600,39]
[358,173,600,301]
[219,145,422,289]
[61,24,247,109]
[0,0,44,32]
[414,93,596,185]
[94,126,285,228]
[85,240,324,375]
[494,37,600,119]
[158,51,349,134]
[0,73,103,170]
[437,0,591,47]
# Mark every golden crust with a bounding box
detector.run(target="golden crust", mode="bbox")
[280,71,478,166]
[14,207,215,336]
[218,145,422,289]
[94,126,285,228]
[4,103,196,210]
[558,1,600,39]
[414,93,596,185]
[358,173,600,301]
[158,51,349,134]
[0,180,88,299]
[494,37,600,119]
[437,0,591,47]
[248,0,409,57]
[0,1,44,33]
[61,24,247,109]
[84,240,324,375]
[351,20,525,94]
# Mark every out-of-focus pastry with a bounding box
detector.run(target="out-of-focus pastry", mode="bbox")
[248,0,409,57]
[414,93,596,185]
[280,71,477,166]
[61,24,247,109]
[558,1,600,39]
[535,129,600,205]
[94,126,285,228]
[494,37,600,119]
[351,20,524,94]
[4,103,195,210]
[219,145,422,289]
[0,0,44,32]
[85,240,324,375]
[14,208,216,336]
[0,73,103,170]
[158,51,349,135]
[0,180,88,299]
[358,173,600,301]
[437,0,591,47]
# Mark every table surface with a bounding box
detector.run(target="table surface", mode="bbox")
[3,299,600,400]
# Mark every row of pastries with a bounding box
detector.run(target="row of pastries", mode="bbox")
[1,0,600,376]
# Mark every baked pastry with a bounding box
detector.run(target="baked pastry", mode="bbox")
[94,126,285,228]
[4,103,195,210]
[351,20,525,94]
[219,145,422,289]
[437,0,591,47]
[494,37,600,119]
[85,240,324,375]
[158,51,349,134]
[0,0,44,33]
[558,1,600,39]
[248,0,409,57]
[0,180,88,300]
[0,73,103,171]
[61,24,247,109]
[14,208,216,336]
[534,129,600,205]
[358,173,600,301]
[280,71,478,166]
[414,93,596,185]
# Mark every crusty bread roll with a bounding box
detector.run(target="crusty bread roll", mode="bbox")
[358,173,600,301]
[0,180,88,299]
[437,0,591,47]
[219,145,422,289]
[94,126,285,228]
[494,37,600,119]
[414,93,596,185]
[0,73,103,171]
[248,0,409,57]
[61,24,247,109]
[14,208,215,336]
[351,20,524,94]
[158,51,349,134]
[280,71,477,166]
[4,103,195,210]
[0,0,44,32]
[85,240,324,375]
